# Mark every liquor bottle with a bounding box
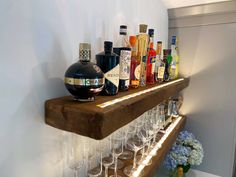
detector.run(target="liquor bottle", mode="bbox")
[154,41,165,83]
[170,36,179,79]
[129,36,140,88]
[64,43,105,101]
[137,24,149,86]
[96,41,120,95]
[146,29,156,85]
[113,25,131,91]
[163,49,172,82]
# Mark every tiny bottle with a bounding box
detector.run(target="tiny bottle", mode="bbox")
[129,36,140,88]
[96,41,120,95]
[113,25,131,91]
[154,41,165,83]
[146,29,156,85]
[137,24,149,86]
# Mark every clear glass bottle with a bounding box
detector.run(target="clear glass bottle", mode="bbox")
[154,41,165,83]
[113,25,131,91]
[96,41,120,95]
[170,36,179,79]
[129,36,140,88]
[146,29,156,85]
[137,24,149,87]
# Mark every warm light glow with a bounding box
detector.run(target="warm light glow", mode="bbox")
[131,116,183,177]
[97,78,185,108]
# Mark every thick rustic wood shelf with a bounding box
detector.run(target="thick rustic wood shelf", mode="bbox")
[45,78,189,140]
[110,116,186,177]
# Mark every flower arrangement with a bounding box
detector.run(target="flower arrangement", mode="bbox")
[164,131,204,176]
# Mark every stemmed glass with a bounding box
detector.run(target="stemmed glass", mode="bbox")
[102,137,114,177]
[159,104,166,129]
[123,126,143,176]
[109,132,124,177]
[119,125,134,161]
[65,133,83,177]
[87,141,103,177]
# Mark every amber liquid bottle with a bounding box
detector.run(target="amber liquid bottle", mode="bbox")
[137,24,149,87]
[129,36,140,88]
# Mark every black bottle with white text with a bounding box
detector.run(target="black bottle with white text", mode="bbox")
[96,41,120,95]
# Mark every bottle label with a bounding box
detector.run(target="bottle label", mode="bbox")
[134,64,141,80]
[119,50,131,80]
[151,63,155,74]
[105,64,120,87]
[158,66,165,79]
[155,58,161,73]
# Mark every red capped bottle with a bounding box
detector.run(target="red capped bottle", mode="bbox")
[146,29,156,85]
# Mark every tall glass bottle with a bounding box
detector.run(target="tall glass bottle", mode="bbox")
[154,41,165,83]
[163,49,172,82]
[146,29,156,85]
[129,36,140,88]
[170,36,179,79]
[137,24,149,87]
[96,41,120,95]
[113,25,131,91]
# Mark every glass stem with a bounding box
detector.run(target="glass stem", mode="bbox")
[114,157,118,177]
[105,166,108,177]
[133,151,137,169]
[74,169,78,177]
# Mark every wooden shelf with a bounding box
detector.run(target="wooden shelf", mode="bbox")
[109,116,186,177]
[45,78,189,140]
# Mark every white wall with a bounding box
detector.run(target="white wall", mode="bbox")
[169,4,236,177]
[0,0,168,177]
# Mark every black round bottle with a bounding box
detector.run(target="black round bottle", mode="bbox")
[64,43,104,101]
[96,41,120,95]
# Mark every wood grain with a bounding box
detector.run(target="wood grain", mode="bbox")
[45,78,189,139]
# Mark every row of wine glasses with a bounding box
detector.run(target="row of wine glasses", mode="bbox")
[63,102,173,177]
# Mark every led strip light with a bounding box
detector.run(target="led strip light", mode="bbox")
[97,78,184,108]
[132,116,183,177]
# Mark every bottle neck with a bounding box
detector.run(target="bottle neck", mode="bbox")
[149,36,154,49]
[105,48,112,54]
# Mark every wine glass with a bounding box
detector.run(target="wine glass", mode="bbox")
[65,133,83,177]
[119,125,135,160]
[102,137,114,177]
[109,132,124,177]
[123,127,143,176]
[87,141,103,177]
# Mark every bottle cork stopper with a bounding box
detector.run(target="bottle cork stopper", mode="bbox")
[139,24,148,33]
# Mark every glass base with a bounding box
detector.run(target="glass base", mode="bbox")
[109,175,122,177]
[123,165,144,177]
[123,165,135,176]
[109,159,124,170]
[136,154,152,166]
[74,96,95,102]
[119,150,133,160]
[87,166,102,176]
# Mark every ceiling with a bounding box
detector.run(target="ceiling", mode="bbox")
[162,0,232,9]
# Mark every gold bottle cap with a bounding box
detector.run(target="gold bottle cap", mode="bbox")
[79,43,91,61]
[139,24,148,33]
